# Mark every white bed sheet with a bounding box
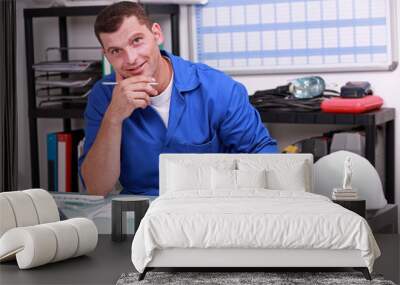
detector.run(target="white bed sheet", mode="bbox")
[131,190,380,273]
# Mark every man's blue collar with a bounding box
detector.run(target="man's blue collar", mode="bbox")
[161,50,200,93]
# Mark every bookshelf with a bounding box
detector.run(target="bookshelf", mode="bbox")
[24,4,180,188]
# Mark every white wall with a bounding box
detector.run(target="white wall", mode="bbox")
[16,2,399,226]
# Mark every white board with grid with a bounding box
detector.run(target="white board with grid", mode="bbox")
[190,0,398,74]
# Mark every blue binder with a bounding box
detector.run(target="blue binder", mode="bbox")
[47,132,58,192]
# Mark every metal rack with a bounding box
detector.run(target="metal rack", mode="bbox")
[24,4,180,188]
[257,107,396,204]
[34,46,102,107]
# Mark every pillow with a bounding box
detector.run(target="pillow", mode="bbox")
[238,158,310,191]
[211,168,237,190]
[266,165,307,191]
[211,168,268,190]
[167,162,212,191]
[236,169,268,189]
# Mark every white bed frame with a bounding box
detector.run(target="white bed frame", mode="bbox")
[140,154,371,280]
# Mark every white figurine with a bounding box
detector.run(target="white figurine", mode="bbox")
[342,157,353,190]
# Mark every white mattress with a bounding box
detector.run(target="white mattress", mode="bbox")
[131,190,380,273]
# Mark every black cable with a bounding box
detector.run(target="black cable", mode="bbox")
[250,82,345,112]
[250,92,331,112]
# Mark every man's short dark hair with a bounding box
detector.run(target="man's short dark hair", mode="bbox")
[94,1,153,46]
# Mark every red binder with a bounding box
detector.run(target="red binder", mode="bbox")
[321,95,383,113]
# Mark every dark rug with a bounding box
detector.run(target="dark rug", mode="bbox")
[116,271,396,285]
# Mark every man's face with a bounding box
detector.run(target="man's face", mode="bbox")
[100,16,164,80]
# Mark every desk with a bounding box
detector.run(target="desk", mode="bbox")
[0,234,398,284]
[257,107,395,204]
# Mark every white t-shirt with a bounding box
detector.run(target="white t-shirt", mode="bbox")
[150,69,173,128]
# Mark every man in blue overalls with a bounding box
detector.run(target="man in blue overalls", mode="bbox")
[79,1,277,196]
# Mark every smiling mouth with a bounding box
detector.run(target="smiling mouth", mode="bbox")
[127,62,146,73]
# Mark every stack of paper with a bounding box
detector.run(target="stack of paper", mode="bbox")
[332,188,358,200]
[33,60,100,73]
[36,77,93,88]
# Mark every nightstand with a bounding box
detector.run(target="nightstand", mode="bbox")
[111,197,150,242]
[333,199,366,218]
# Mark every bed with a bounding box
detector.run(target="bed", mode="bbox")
[131,154,380,280]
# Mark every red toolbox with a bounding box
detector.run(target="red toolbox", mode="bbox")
[321,95,383,113]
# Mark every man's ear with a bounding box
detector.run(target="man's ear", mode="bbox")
[151,23,164,46]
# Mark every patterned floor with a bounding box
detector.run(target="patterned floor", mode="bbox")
[117,271,396,285]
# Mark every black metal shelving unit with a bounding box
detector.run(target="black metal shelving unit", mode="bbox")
[24,5,180,188]
[257,107,395,204]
